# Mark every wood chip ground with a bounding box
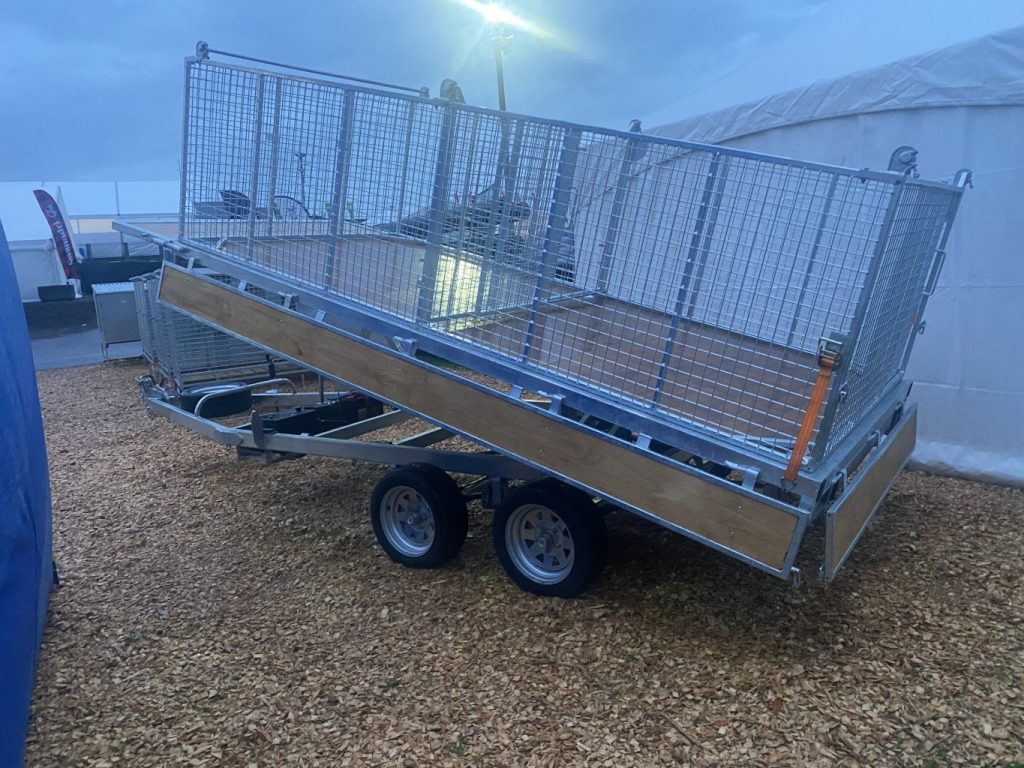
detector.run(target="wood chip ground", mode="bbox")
[25,362,1024,767]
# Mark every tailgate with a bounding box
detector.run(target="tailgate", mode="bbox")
[824,405,917,581]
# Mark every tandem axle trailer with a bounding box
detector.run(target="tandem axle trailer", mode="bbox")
[119,43,968,596]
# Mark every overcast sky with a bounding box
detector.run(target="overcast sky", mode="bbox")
[2,0,1022,182]
[1,0,830,181]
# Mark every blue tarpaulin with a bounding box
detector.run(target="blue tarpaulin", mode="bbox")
[0,218,54,767]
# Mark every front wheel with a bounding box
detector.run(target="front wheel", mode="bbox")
[492,481,606,598]
[370,464,468,568]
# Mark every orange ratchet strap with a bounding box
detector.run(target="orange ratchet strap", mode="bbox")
[784,338,843,484]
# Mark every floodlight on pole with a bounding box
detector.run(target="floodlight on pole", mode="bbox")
[493,28,511,111]
[458,0,534,32]
[458,1,539,111]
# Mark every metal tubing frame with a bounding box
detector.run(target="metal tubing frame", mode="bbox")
[165,387,802,581]
[200,43,429,96]
[123,221,925,509]
[476,115,524,314]
[140,51,967,514]
[395,101,417,222]
[265,79,283,238]
[785,175,839,349]
[146,394,538,479]
[323,90,356,288]
[245,75,265,260]
[183,56,956,193]
[317,408,412,438]
[492,118,525,255]
[193,376,296,418]
[684,155,731,320]
[898,169,972,372]
[522,128,582,360]
[179,58,194,238]
[416,104,458,324]
[595,126,648,293]
[127,48,972,586]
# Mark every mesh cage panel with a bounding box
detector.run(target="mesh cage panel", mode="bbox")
[177,57,963,470]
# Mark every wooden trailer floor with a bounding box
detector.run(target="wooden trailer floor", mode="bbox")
[224,235,818,446]
[26,361,1024,767]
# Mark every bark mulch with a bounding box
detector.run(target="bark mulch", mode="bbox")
[25,361,1024,767]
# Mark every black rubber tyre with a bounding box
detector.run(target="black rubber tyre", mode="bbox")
[370,464,468,569]
[179,381,253,417]
[492,480,607,598]
[519,478,608,571]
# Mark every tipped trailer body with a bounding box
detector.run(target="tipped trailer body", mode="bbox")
[121,45,968,595]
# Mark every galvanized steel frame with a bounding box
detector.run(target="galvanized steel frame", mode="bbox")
[124,44,969,572]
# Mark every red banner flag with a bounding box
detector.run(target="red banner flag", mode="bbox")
[33,189,81,281]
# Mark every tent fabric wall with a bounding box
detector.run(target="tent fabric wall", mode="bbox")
[646,25,1024,149]
[10,240,63,303]
[644,26,1024,486]
[0,218,54,766]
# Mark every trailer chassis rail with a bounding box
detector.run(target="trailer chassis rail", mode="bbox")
[143,383,539,483]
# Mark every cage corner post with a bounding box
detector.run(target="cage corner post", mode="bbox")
[178,57,195,241]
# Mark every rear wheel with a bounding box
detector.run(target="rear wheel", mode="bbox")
[492,481,606,598]
[370,464,467,568]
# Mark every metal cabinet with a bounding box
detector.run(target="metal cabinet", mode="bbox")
[93,282,141,360]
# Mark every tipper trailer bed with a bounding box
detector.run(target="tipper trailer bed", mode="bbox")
[120,44,968,596]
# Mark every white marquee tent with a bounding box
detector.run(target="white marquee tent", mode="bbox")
[636,18,1024,486]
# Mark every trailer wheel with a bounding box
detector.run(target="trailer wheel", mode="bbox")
[520,478,608,572]
[492,481,606,598]
[370,464,467,568]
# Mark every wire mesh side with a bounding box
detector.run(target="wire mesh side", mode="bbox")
[178,56,963,470]
[142,267,294,390]
[817,182,958,458]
